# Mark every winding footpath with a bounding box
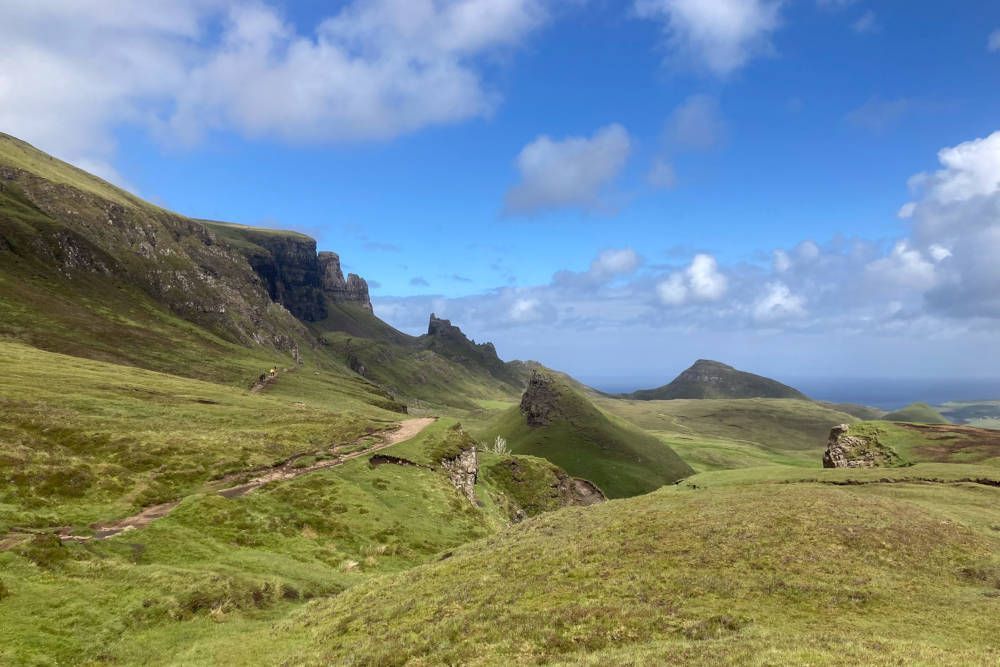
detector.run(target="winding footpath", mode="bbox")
[3,417,436,546]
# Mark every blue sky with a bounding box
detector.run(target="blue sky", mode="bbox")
[3,0,1000,386]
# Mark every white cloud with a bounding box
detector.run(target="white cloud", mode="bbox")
[911,131,1000,204]
[591,248,641,279]
[667,94,726,150]
[773,249,792,273]
[897,202,917,219]
[866,241,938,291]
[657,253,728,305]
[753,282,806,322]
[851,10,878,34]
[989,29,1000,52]
[509,298,543,323]
[0,0,550,169]
[648,158,677,189]
[634,0,783,76]
[504,123,632,215]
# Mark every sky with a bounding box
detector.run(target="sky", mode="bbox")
[2,0,1000,388]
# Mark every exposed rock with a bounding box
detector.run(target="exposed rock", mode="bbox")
[520,370,562,426]
[823,424,902,468]
[239,233,326,321]
[441,447,478,504]
[422,314,519,383]
[318,251,373,312]
[570,478,606,505]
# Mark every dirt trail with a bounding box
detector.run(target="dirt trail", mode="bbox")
[14,417,437,545]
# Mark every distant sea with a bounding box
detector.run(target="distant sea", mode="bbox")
[587,377,1000,411]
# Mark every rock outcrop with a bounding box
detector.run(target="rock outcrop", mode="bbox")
[441,447,478,504]
[822,424,901,468]
[319,251,373,312]
[422,314,520,384]
[519,370,562,426]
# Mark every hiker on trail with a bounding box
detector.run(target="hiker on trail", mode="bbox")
[269,367,276,378]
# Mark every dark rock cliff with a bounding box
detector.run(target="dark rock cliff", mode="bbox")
[422,314,518,383]
[319,251,373,312]
[214,228,373,322]
[239,232,327,322]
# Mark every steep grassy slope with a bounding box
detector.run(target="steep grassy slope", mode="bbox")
[883,402,951,424]
[196,473,1000,666]
[599,397,859,471]
[480,372,693,497]
[630,359,807,400]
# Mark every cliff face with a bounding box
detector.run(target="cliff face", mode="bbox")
[241,233,327,322]
[214,228,373,323]
[319,252,373,312]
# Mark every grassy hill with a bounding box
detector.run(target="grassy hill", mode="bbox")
[598,396,860,471]
[478,371,693,497]
[883,402,951,424]
[629,359,807,400]
[192,468,1000,665]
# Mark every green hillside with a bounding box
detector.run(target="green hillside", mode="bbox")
[479,371,693,497]
[629,359,808,400]
[599,397,859,471]
[198,471,1000,666]
[883,402,951,424]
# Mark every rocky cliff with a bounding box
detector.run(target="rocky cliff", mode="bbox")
[319,251,373,312]
[207,224,373,322]
[422,314,518,383]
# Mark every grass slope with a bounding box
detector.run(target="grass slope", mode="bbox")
[0,340,403,533]
[882,402,951,424]
[599,397,859,472]
[205,475,1000,665]
[480,374,693,498]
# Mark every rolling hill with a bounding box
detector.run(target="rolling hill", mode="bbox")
[629,359,808,400]
[882,402,951,424]
[479,370,693,497]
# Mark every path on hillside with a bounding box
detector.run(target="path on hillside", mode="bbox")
[4,418,436,547]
